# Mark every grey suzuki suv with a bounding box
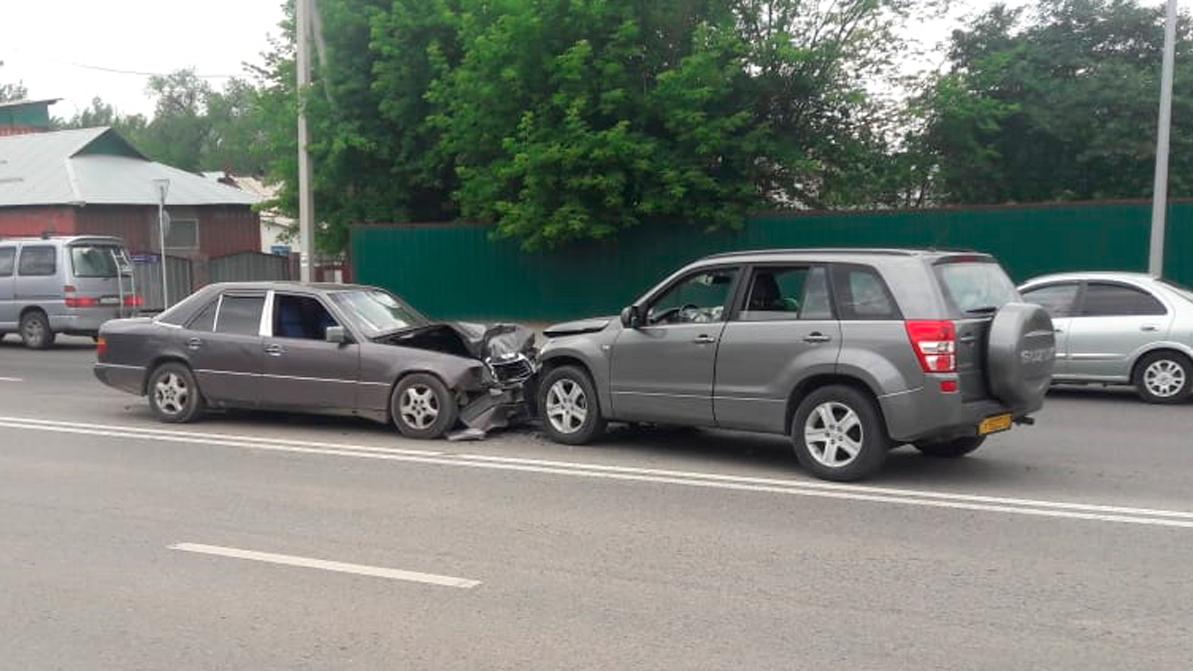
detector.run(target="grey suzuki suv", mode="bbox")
[536,249,1056,481]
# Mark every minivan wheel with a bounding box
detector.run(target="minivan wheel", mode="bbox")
[538,365,606,445]
[19,311,55,350]
[148,363,205,423]
[1133,351,1192,404]
[391,373,458,439]
[914,435,986,458]
[791,385,889,482]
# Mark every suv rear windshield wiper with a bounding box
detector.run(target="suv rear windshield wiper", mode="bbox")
[964,306,1000,315]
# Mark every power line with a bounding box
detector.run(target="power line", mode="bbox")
[63,61,239,79]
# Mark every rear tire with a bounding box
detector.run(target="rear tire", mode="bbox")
[391,373,458,439]
[914,435,986,458]
[791,385,889,482]
[148,363,205,423]
[1133,351,1192,404]
[538,365,606,445]
[19,311,55,350]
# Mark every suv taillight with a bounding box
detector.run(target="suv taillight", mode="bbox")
[63,286,99,308]
[905,320,957,373]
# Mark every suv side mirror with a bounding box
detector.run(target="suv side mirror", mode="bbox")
[325,325,348,344]
[620,305,642,329]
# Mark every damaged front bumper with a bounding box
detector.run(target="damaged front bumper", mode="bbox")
[456,351,539,436]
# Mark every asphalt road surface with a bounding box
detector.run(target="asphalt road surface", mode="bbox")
[2,336,1192,670]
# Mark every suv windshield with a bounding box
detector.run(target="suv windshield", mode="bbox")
[934,260,1020,314]
[329,289,429,337]
[70,245,129,278]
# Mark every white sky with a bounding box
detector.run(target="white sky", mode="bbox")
[0,0,1182,121]
[0,0,286,119]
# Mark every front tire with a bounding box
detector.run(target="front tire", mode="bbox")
[538,365,606,445]
[914,435,986,458]
[791,385,889,481]
[148,363,205,423]
[1133,352,1192,404]
[391,373,458,439]
[20,311,55,350]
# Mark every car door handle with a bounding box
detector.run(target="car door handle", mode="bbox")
[187,337,202,351]
[958,334,977,344]
[264,344,285,356]
[803,332,832,344]
[692,334,717,344]
[1053,327,1064,334]
[1140,325,1159,332]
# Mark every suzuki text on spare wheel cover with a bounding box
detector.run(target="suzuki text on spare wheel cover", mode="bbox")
[535,249,1056,482]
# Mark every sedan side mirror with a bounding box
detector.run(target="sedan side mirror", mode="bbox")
[325,325,348,344]
[620,305,642,329]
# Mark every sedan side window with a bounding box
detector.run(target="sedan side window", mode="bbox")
[187,300,219,332]
[740,267,833,321]
[215,295,266,335]
[1081,283,1166,317]
[273,294,340,340]
[1021,283,1081,318]
[647,269,738,325]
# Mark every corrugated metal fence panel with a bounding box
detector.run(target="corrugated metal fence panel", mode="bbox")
[351,201,1193,322]
[208,252,292,284]
[134,256,193,312]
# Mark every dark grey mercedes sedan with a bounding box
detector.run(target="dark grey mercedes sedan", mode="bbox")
[94,282,536,439]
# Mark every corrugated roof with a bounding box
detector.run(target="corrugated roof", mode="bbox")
[0,98,62,110]
[0,127,260,208]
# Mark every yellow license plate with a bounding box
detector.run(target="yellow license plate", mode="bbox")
[978,413,1013,435]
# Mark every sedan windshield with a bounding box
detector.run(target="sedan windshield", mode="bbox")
[329,289,429,337]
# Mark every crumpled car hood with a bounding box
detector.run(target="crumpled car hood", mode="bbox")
[543,317,614,338]
[382,322,536,360]
[449,321,537,359]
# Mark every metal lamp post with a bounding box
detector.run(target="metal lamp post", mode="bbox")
[1149,0,1179,277]
[153,179,171,309]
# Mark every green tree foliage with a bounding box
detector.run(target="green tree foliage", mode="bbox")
[915,0,1193,204]
[59,73,271,176]
[256,0,912,251]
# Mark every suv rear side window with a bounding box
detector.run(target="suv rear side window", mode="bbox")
[740,267,833,321]
[18,246,56,276]
[1022,283,1081,318]
[831,265,900,320]
[215,295,265,335]
[0,248,14,276]
[1081,283,1166,317]
[934,261,1019,314]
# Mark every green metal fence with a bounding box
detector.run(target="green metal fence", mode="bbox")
[352,201,1193,321]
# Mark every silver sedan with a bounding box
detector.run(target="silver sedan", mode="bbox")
[1019,272,1193,403]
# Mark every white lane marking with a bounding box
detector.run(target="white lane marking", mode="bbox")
[0,377,23,383]
[170,543,481,589]
[0,414,443,457]
[2,417,1193,529]
[455,453,1193,521]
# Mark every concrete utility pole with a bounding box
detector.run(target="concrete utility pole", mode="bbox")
[1149,0,1178,277]
[153,179,171,309]
[296,0,315,283]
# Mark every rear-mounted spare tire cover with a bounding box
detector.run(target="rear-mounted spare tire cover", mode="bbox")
[987,302,1056,411]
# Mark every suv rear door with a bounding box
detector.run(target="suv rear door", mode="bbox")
[714,264,840,433]
[930,257,1022,401]
[67,241,137,316]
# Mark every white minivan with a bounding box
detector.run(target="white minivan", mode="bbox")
[0,235,140,349]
